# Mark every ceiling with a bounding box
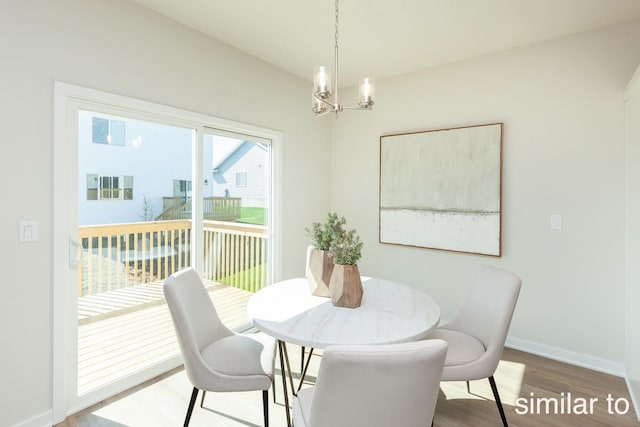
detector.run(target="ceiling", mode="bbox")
[130,0,640,87]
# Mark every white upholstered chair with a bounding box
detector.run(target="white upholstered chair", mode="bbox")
[164,267,276,427]
[292,340,448,427]
[429,265,522,427]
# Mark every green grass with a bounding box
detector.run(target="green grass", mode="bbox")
[221,263,266,292]
[237,207,266,225]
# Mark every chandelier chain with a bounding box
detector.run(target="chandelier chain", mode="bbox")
[334,0,339,50]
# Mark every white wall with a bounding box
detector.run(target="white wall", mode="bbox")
[626,65,640,418]
[0,0,330,425]
[331,20,640,372]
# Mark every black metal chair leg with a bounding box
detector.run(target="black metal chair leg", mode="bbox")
[263,389,269,427]
[301,346,305,373]
[466,380,471,394]
[488,376,508,427]
[184,387,199,427]
[200,390,206,407]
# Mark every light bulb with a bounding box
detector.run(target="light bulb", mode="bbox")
[359,77,375,108]
[313,66,331,99]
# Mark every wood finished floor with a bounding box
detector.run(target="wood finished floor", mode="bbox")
[57,346,638,427]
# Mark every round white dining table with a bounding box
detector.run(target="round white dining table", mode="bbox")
[247,276,441,349]
[248,276,440,427]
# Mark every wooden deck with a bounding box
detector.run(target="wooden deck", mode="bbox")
[78,281,253,395]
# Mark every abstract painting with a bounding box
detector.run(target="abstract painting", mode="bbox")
[379,123,502,256]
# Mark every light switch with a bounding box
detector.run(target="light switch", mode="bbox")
[19,221,38,242]
[550,215,562,230]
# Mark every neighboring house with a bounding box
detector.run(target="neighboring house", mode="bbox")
[211,140,270,208]
[78,110,234,225]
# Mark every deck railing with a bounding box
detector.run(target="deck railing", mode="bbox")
[203,220,268,293]
[157,197,242,221]
[78,219,267,297]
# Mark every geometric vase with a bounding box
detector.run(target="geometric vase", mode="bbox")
[307,248,333,297]
[329,263,363,308]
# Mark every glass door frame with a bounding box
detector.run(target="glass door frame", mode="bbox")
[53,81,282,423]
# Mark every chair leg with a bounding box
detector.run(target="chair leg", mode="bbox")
[200,390,206,408]
[262,389,269,427]
[466,380,471,394]
[184,387,199,427]
[488,376,508,427]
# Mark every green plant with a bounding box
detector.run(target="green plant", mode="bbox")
[331,228,363,265]
[305,212,346,251]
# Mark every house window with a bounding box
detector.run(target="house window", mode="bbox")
[101,176,119,199]
[92,117,126,146]
[173,180,192,203]
[87,174,98,200]
[179,180,192,193]
[87,174,133,200]
[123,176,134,200]
[235,171,247,187]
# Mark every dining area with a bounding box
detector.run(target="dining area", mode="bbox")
[56,208,640,427]
[163,260,522,427]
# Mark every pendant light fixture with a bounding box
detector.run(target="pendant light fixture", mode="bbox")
[312,0,375,117]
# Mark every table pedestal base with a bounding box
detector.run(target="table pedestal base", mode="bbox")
[278,340,294,427]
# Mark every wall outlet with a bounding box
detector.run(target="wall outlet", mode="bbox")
[550,215,562,230]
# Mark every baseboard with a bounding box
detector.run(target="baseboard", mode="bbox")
[14,410,52,427]
[625,376,640,422]
[505,336,625,377]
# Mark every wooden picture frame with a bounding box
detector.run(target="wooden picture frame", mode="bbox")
[379,123,503,256]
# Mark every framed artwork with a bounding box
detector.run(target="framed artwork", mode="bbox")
[379,123,503,256]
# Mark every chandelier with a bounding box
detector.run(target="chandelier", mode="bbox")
[312,0,375,117]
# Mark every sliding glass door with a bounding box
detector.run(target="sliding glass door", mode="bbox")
[53,83,280,420]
